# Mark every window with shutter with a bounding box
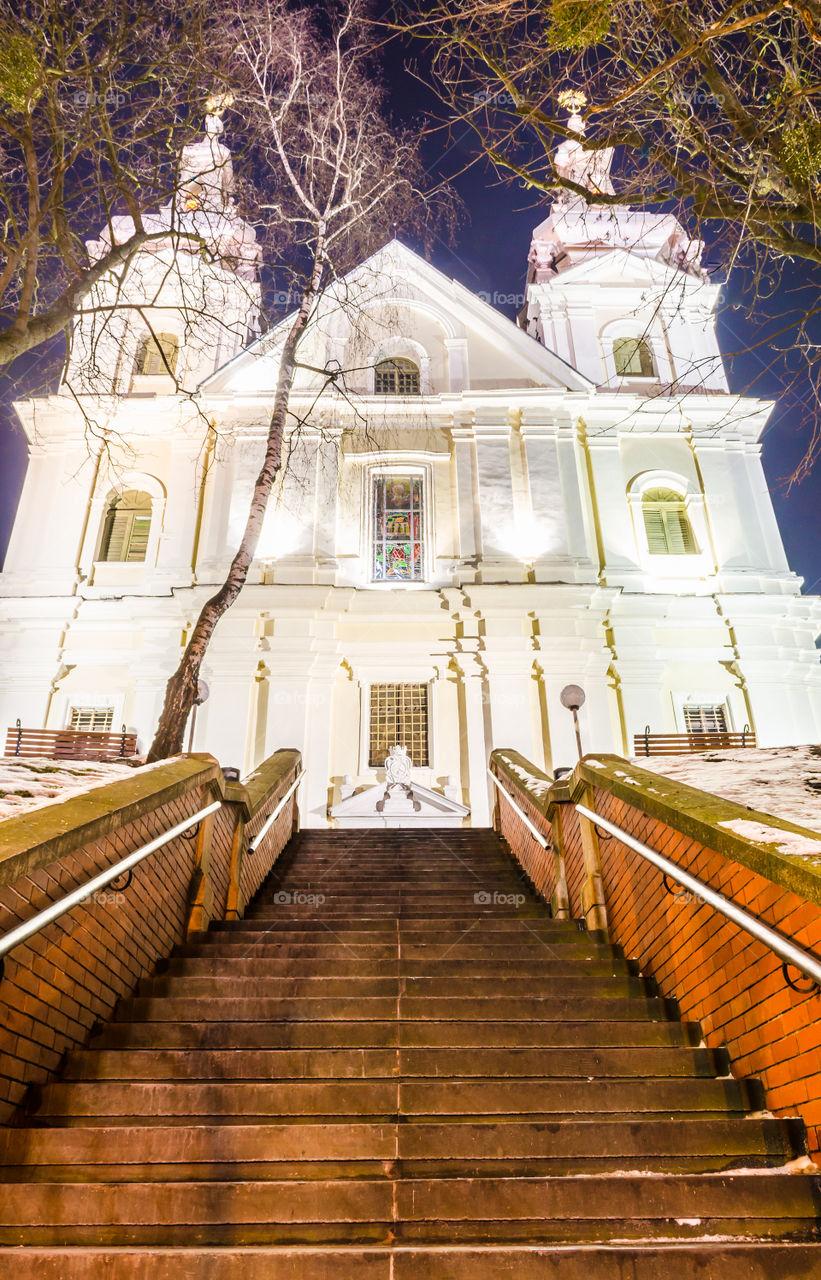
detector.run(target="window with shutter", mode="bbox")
[642,487,697,555]
[135,332,179,377]
[99,491,153,563]
[69,706,114,733]
[374,358,420,395]
[369,684,429,767]
[613,337,655,378]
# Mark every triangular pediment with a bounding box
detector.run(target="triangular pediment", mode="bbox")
[330,777,470,828]
[201,239,592,396]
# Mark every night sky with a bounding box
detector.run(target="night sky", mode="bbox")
[1,31,819,595]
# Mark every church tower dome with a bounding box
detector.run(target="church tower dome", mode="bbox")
[521,92,726,393]
[65,98,262,397]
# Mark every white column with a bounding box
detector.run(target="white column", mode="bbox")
[445,338,469,392]
[452,420,479,570]
[473,412,519,580]
[452,651,492,826]
[313,429,341,581]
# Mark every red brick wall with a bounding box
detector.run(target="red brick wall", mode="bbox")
[490,749,821,1164]
[495,779,557,905]
[585,785,821,1162]
[0,751,301,1124]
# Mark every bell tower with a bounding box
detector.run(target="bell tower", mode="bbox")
[64,97,262,398]
[522,92,727,393]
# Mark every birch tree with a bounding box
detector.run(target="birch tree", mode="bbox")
[146,0,449,760]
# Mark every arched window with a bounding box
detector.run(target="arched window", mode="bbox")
[372,473,425,581]
[613,337,655,378]
[135,332,179,377]
[99,490,153,563]
[374,357,420,395]
[642,487,697,555]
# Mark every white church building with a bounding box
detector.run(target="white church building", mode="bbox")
[2,109,820,826]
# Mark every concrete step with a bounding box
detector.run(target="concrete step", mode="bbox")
[36,1077,759,1122]
[63,1045,728,1082]
[0,1173,819,1245]
[0,1118,804,1179]
[5,1243,821,1279]
[114,995,668,1023]
[135,976,645,1001]
[164,955,623,978]
[95,1019,700,1051]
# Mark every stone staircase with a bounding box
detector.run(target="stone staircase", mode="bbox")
[1,828,820,1276]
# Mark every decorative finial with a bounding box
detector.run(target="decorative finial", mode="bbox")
[204,92,234,137]
[558,89,587,135]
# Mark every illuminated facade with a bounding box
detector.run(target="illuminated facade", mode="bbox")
[2,115,820,825]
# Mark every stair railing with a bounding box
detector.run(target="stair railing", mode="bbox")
[576,802,821,992]
[488,768,550,850]
[0,799,221,976]
[246,769,305,853]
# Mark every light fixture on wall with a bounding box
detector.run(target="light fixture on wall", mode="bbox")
[560,684,586,760]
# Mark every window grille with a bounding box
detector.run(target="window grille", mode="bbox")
[374,357,420,395]
[372,473,424,581]
[642,487,697,555]
[613,337,655,378]
[683,704,728,734]
[69,706,114,733]
[135,332,179,377]
[99,490,153,563]
[369,683,429,768]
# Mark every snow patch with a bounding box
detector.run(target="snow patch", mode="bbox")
[0,756,142,821]
[718,818,821,858]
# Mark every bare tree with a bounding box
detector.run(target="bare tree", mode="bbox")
[395,0,821,475]
[0,0,238,372]
[146,0,451,761]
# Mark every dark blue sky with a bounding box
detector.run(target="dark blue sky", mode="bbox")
[1,48,819,592]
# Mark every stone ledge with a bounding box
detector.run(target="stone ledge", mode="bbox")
[223,749,302,821]
[0,755,223,890]
[490,747,821,911]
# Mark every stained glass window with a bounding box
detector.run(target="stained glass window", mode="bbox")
[374,358,420,395]
[369,684,429,767]
[372,473,424,582]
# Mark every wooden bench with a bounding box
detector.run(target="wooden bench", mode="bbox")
[4,724,138,761]
[633,727,756,756]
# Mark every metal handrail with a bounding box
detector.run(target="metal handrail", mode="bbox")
[0,799,222,966]
[576,803,821,991]
[488,767,550,850]
[247,770,305,853]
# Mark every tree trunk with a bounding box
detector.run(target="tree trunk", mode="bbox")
[146,242,325,763]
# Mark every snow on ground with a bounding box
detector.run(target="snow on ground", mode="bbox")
[631,745,821,834]
[0,757,140,822]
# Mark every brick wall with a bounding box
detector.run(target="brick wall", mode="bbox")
[0,749,301,1124]
[490,748,821,1163]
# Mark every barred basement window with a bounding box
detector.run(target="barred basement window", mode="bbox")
[99,490,152,563]
[69,706,114,733]
[683,704,728,734]
[374,357,420,395]
[613,337,655,378]
[135,331,179,377]
[372,473,424,581]
[642,487,697,555]
[369,683,429,768]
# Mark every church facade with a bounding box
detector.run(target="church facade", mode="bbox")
[2,114,820,826]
